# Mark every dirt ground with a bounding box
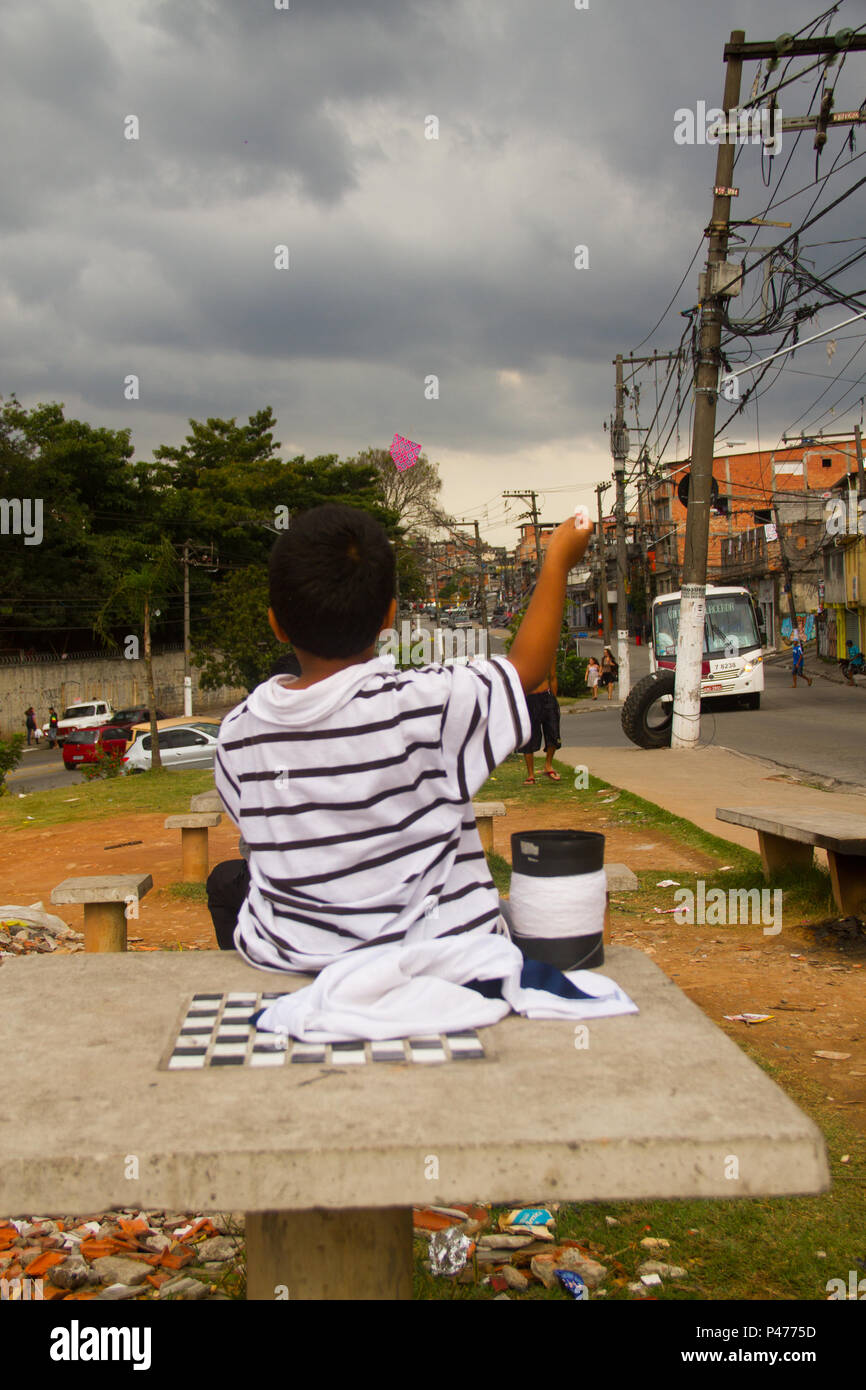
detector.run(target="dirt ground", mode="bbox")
[3,799,864,1134]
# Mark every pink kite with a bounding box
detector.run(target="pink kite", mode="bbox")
[390,433,421,472]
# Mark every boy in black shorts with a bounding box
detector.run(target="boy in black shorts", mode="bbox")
[520,661,561,783]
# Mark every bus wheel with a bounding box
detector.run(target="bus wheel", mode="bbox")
[742,692,761,709]
[621,671,676,749]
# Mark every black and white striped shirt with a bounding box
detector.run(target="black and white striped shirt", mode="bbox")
[214,654,530,973]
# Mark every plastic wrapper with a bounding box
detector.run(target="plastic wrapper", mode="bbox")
[428,1226,475,1277]
[556,1269,588,1299]
[498,1207,555,1234]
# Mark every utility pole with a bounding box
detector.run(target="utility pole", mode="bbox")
[672,30,744,749]
[770,498,798,632]
[182,540,192,717]
[610,351,680,681]
[455,518,491,655]
[672,25,866,746]
[612,354,631,699]
[428,541,440,616]
[595,482,611,645]
[471,520,490,654]
[503,490,542,578]
[636,453,650,641]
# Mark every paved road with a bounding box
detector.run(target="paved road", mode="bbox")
[7,746,84,794]
[562,642,866,792]
[9,636,864,795]
[402,622,866,790]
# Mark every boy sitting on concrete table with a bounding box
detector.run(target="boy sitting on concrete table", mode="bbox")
[213,502,593,973]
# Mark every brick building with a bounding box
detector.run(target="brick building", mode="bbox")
[646,441,855,648]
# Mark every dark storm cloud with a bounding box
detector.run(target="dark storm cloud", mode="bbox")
[1,0,863,501]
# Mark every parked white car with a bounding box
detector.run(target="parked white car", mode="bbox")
[42,700,114,744]
[122,722,222,773]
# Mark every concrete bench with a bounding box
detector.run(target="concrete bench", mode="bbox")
[605,864,638,892]
[50,874,153,953]
[716,805,866,916]
[0,948,828,1299]
[472,801,506,853]
[164,813,222,883]
[191,789,508,858]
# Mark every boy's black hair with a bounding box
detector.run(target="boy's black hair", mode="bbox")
[269,503,395,659]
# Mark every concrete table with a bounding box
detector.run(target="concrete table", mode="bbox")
[0,948,828,1299]
[50,874,153,953]
[716,805,866,915]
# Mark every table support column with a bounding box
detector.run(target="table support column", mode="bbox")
[757,831,813,879]
[83,902,127,953]
[245,1207,414,1300]
[826,850,866,916]
[181,827,210,882]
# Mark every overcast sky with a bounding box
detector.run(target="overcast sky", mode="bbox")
[3,0,865,545]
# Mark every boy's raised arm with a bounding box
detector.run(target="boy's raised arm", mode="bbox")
[506,510,593,694]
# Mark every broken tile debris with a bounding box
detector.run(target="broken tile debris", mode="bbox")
[0,1209,243,1301]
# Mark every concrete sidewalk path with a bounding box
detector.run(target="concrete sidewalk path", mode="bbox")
[558,742,866,860]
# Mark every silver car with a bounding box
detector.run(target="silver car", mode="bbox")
[122,722,222,773]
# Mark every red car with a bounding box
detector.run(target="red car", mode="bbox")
[62,726,130,771]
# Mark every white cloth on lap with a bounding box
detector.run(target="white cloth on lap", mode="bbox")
[253,933,638,1042]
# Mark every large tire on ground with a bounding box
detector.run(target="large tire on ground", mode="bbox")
[621,671,676,749]
[742,692,761,710]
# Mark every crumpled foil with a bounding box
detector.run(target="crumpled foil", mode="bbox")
[428,1226,474,1277]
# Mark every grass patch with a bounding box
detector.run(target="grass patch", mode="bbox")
[479,755,835,935]
[413,1059,863,1299]
[481,751,763,867]
[0,768,217,830]
[485,850,511,898]
[164,882,208,902]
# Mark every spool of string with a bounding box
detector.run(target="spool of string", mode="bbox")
[507,830,605,970]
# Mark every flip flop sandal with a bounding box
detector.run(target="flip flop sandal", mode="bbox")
[543,770,561,780]
[523,776,536,784]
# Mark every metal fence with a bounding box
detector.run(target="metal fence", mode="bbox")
[0,646,184,666]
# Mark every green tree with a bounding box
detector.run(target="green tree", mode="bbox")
[504,601,586,695]
[347,447,443,534]
[0,395,141,650]
[93,537,179,770]
[193,566,286,693]
[0,734,24,796]
[397,539,427,602]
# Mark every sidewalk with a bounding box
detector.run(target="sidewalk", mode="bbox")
[557,741,866,861]
[763,647,866,690]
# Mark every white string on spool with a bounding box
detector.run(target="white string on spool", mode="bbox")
[508,868,607,941]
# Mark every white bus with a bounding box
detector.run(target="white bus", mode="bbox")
[649,585,765,708]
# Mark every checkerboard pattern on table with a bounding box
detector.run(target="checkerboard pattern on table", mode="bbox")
[165,993,487,1069]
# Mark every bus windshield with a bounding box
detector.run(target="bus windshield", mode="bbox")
[653,593,761,659]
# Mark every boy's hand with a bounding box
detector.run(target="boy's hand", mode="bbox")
[507,505,593,694]
[545,508,594,571]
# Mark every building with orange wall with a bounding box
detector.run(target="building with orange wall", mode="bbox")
[647,440,856,646]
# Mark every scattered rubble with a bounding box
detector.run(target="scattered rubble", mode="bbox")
[0,1210,243,1301]
[0,902,84,958]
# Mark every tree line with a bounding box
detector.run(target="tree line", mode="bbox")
[1,396,446,692]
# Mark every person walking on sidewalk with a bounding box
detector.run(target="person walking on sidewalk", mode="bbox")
[47,707,59,749]
[841,639,863,685]
[586,655,601,700]
[600,646,618,700]
[791,633,812,688]
[24,707,37,746]
[520,660,562,784]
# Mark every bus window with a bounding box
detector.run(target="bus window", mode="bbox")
[705,597,760,656]
[653,603,679,656]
